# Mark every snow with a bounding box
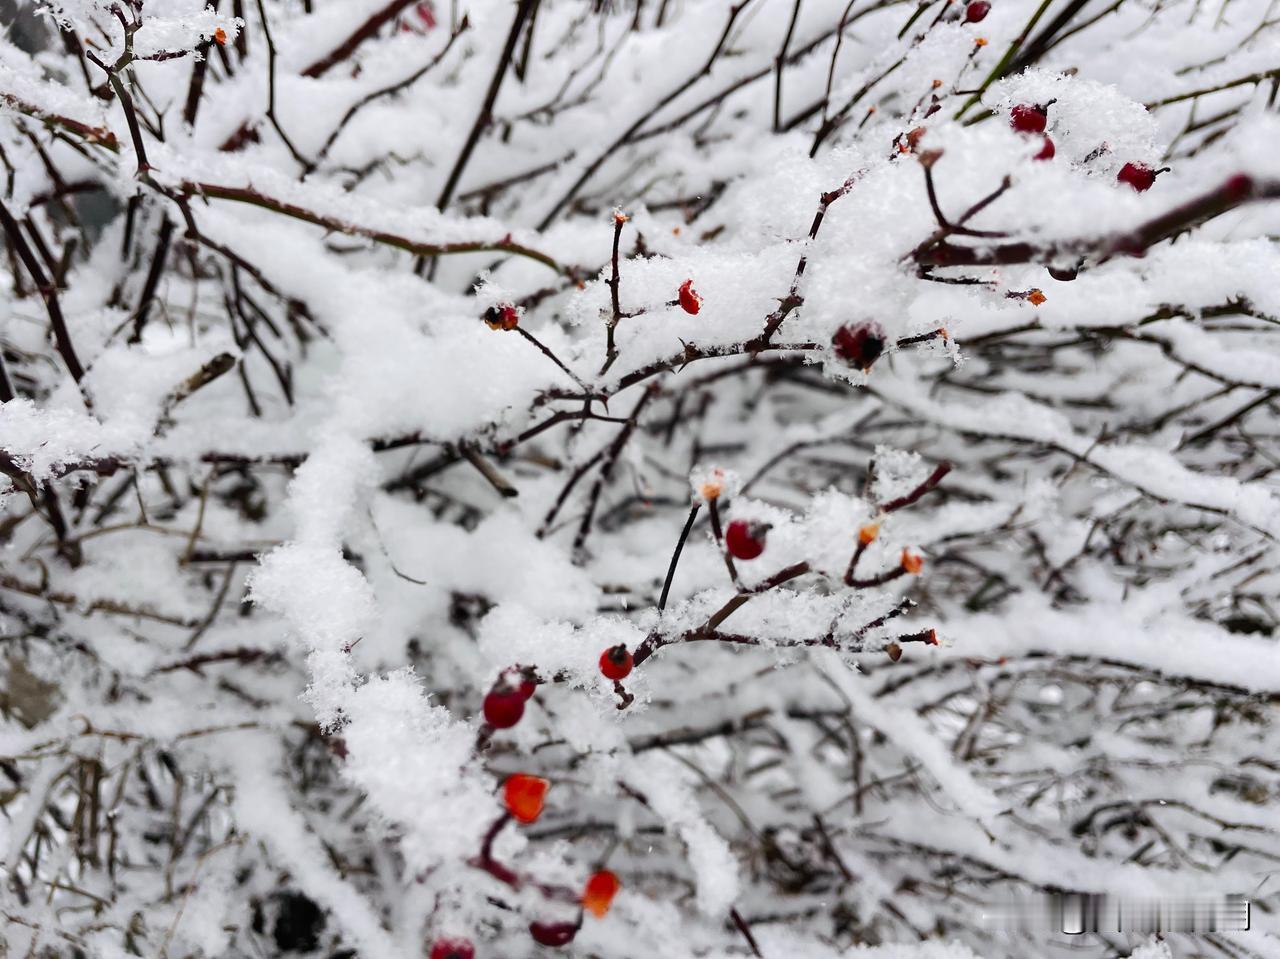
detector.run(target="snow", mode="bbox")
[3,0,1279,956]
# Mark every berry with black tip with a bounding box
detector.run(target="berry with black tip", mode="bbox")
[832,321,886,370]
[725,519,768,560]
[599,645,633,681]
[484,304,519,331]
[1010,103,1048,134]
[1116,162,1158,192]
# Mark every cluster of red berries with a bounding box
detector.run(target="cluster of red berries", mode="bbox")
[1009,102,1055,161]
[431,869,620,953]
[527,870,620,945]
[1009,103,1167,187]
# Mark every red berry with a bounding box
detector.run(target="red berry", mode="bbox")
[678,279,702,315]
[484,304,519,331]
[725,519,768,560]
[1223,173,1253,200]
[1010,103,1047,134]
[1033,136,1055,161]
[503,773,550,824]
[964,0,990,21]
[529,921,577,947]
[583,870,621,918]
[599,645,633,681]
[503,666,536,700]
[430,939,474,959]
[483,687,525,728]
[832,321,886,370]
[1116,162,1157,192]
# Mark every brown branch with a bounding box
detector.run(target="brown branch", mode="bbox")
[183,181,562,272]
[254,0,310,168]
[130,215,174,343]
[0,197,86,385]
[773,0,803,132]
[515,327,587,390]
[880,461,951,512]
[162,352,237,415]
[151,646,277,675]
[731,908,765,959]
[658,504,702,612]
[302,0,419,77]
[707,499,743,590]
[434,0,539,212]
[914,175,1275,268]
[309,16,469,169]
[0,94,119,150]
[458,442,519,498]
[0,572,200,628]
[702,561,813,634]
[748,170,862,349]
[572,385,658,554]
[601,212,626,374]
[537,0,757,230]
[1145,68,1280,109]
[0,92,564,273]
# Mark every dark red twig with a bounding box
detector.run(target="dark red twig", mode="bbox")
[880,461,952,512]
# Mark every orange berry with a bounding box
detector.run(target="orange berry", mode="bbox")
[213,27,227,45]
[858,522,880,546]
[901,549,924,575]
[503,774,550,824]
[1028,289,1046,306]
[582,870,621,918]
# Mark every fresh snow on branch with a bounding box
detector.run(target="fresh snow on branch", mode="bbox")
[1,0,1278,957]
